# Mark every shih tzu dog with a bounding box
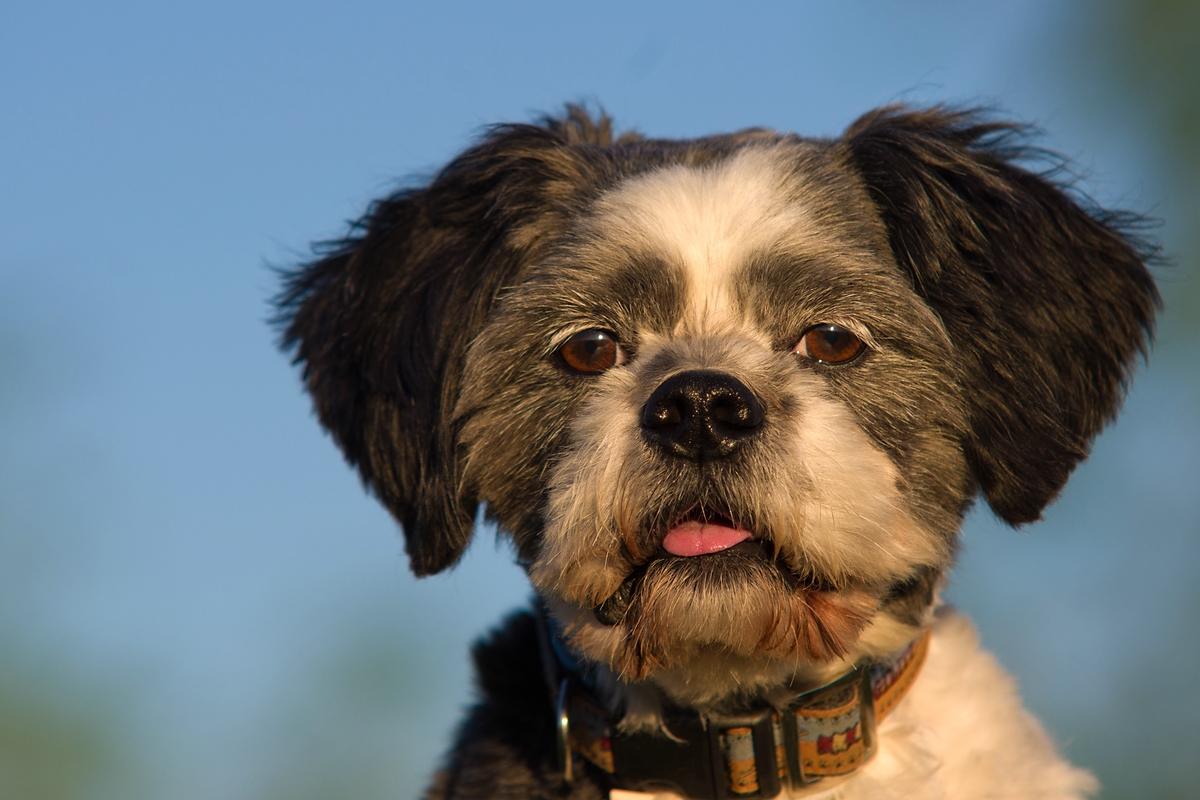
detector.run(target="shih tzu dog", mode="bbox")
[277,106,1157,799]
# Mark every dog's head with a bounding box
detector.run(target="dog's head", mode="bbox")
[278,106,1157,705]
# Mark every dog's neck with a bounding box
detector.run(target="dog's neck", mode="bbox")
[537,598,926,729]
[537,601,933,799]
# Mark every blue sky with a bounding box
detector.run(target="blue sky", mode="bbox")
[2,2,1196,798]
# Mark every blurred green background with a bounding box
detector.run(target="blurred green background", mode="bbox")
[2,1,1196,798]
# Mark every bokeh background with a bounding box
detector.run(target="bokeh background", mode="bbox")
[2,1,1197,798]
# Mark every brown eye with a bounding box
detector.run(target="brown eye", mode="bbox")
[558,330,625,374]
[794,324,866,364]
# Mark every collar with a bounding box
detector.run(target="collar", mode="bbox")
[537,608,930,800]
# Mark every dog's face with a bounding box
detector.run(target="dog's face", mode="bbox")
[278,107,1157,707]
[460,144,968,687]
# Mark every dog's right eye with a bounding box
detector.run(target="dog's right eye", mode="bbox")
[558,330,625,374]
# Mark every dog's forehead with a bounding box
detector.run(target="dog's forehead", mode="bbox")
[526,141,905,342]
[600,146,806,287]
[589,146,809,322]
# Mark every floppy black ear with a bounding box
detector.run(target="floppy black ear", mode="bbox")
[276,108,614,574]
[844,106,1159,524]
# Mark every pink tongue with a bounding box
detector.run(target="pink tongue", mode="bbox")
[662,520,752,557]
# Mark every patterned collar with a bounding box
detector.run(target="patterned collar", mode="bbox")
[537,608,930,800]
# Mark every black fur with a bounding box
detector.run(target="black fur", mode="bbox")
[843,106,1160,523]
[276,110,621,574]
[426,612,602,800]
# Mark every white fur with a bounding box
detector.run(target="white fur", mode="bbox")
[607,608,1097,800]
[589,146,815,329]
[769,387,945,586]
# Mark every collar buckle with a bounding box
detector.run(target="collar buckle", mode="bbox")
[781,663,878,789]
[557,663,879,799]
[704,706,785,799]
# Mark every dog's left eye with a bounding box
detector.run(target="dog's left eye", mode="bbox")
[558,330,626,374]
[793,324,866,365]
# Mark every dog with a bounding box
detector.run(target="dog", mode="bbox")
[277,106,1158,799]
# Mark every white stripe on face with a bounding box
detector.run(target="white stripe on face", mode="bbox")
[591,146,815,333]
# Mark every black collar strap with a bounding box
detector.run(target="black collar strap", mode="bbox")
[540,613,930,800]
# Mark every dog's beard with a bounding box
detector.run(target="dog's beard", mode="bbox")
[560,545,881,681]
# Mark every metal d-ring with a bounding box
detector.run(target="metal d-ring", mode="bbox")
[556,678,574,785]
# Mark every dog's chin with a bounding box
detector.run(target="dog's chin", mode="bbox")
[550,541,881,683]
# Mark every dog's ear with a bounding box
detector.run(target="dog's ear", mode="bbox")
[844,106,1159,524]
[276,108,612,574]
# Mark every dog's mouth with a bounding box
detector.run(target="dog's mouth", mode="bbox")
[661,508,753,556]
[593,506,834,626]
[558,502,887,671]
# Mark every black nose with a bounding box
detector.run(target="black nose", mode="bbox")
[640,370,765,461]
